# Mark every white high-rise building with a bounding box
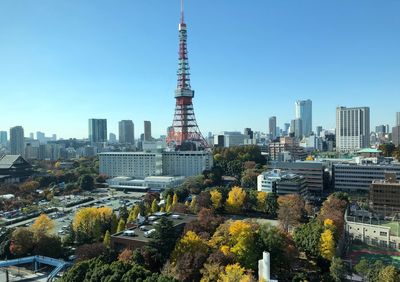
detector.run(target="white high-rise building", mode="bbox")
[336,106,370,152]
[295,99,312,137]
[396,112,400,127]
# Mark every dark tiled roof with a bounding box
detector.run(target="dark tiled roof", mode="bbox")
[0,155,25,169]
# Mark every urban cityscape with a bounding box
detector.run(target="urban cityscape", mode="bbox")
[1,1,400,281]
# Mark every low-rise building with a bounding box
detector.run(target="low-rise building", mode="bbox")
[345,209,400,249]
[111,213,197,252]
[333,162,400,192]
[257,169,308,196]
[370,173,400,215]
[0,155,33,183]
[108,176,185,192]
[272,161,326,194]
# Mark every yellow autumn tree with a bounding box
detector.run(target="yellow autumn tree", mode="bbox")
[72,207,113,236]
[103,230,111,247]
[225,187,246,214]
[127,205,140,223]
[210,190,223,209]
[117,218,126,233]
[256,191,267,212]
[171,231,209,262]
[190,196,197,212]
[172,193,178,206]
[31,213,54,235]
[320,229,335,261]
[218,263,253,282]
[151,199,158,213]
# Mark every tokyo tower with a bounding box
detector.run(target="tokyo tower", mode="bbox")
[166,0,208,151]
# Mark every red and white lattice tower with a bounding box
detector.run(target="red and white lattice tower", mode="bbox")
[166,0,209,151]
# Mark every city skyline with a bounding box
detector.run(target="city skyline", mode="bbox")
[1,0,400,138]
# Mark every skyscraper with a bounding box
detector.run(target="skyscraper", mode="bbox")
[336,106,370,152]
[109,133,117,144]
[144,121,152,141]
[295,99,312,137]
[119,120,135,144]
[290,118,303,139]
[88,119,107,143]
[10,126,25,155]
[166,1,208,150]
[269,116,277,140]
[0,131,7,146]
[396,112,400,127]
[316,126,323,137]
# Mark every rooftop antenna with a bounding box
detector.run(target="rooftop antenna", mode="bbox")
[180,0,184,23]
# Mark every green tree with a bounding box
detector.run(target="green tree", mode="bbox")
[79,174,95,191]
[330,257,345,282]
[293,220,324,258]
[378,265,400,282]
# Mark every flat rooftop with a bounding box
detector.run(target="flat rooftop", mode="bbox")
[111,213,197,243]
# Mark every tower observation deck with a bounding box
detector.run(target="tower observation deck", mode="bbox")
[166,0,208,151]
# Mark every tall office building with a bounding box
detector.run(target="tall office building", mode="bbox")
[10,126,25,155]
[0,131,7,146]
[269,116,277,140]
[397,112,400,127]
[393,126,400,146]
[109,133,117,144]
[119,120,135,144]
[290,118,303,139]
[36,131,46,144]
[316,126,323,137]
[336,106,370,152]
[295,99,312,137]
[88,119,107,143]
[144,121,152,141]
[244,128,253,139]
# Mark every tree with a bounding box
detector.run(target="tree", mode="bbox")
[190,196,197,212]
[278,194,306,232]
[167,231,210,281]
[20,181,40,193]
[34,234,63,258]
[318,195,347,237]
[259,223,294,277]
[117,219,126,233]
[320,229,335,261]
[118,248,133,262]
[79,174,95,191]
[379,143,396,157]
[265,193,278,217]
[293,220,324,258]
[172,193,178,207]
[225,187,246,214]
[256,191,268,212]
[210,190,223,210]
[10,228,35,256]
[218,263,254,282]
[103,230,111,248]
[151,199,159,213]
[148,217,178,268]
[330,257,345,282]
[31,213,54,235]
[119,205,129,222]
[378,265,400,282]
[128,205,140,223]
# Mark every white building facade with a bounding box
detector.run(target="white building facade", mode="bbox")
[162,151,213,177]
[99,152,162,178]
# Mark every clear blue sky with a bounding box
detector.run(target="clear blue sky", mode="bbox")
[1,0,399,139]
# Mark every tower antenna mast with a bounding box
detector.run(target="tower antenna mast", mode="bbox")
[180,0,184,23]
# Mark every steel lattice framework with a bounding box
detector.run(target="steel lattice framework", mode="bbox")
[166,0,208,151]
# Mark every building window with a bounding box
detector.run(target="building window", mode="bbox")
[380,231,388,236]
